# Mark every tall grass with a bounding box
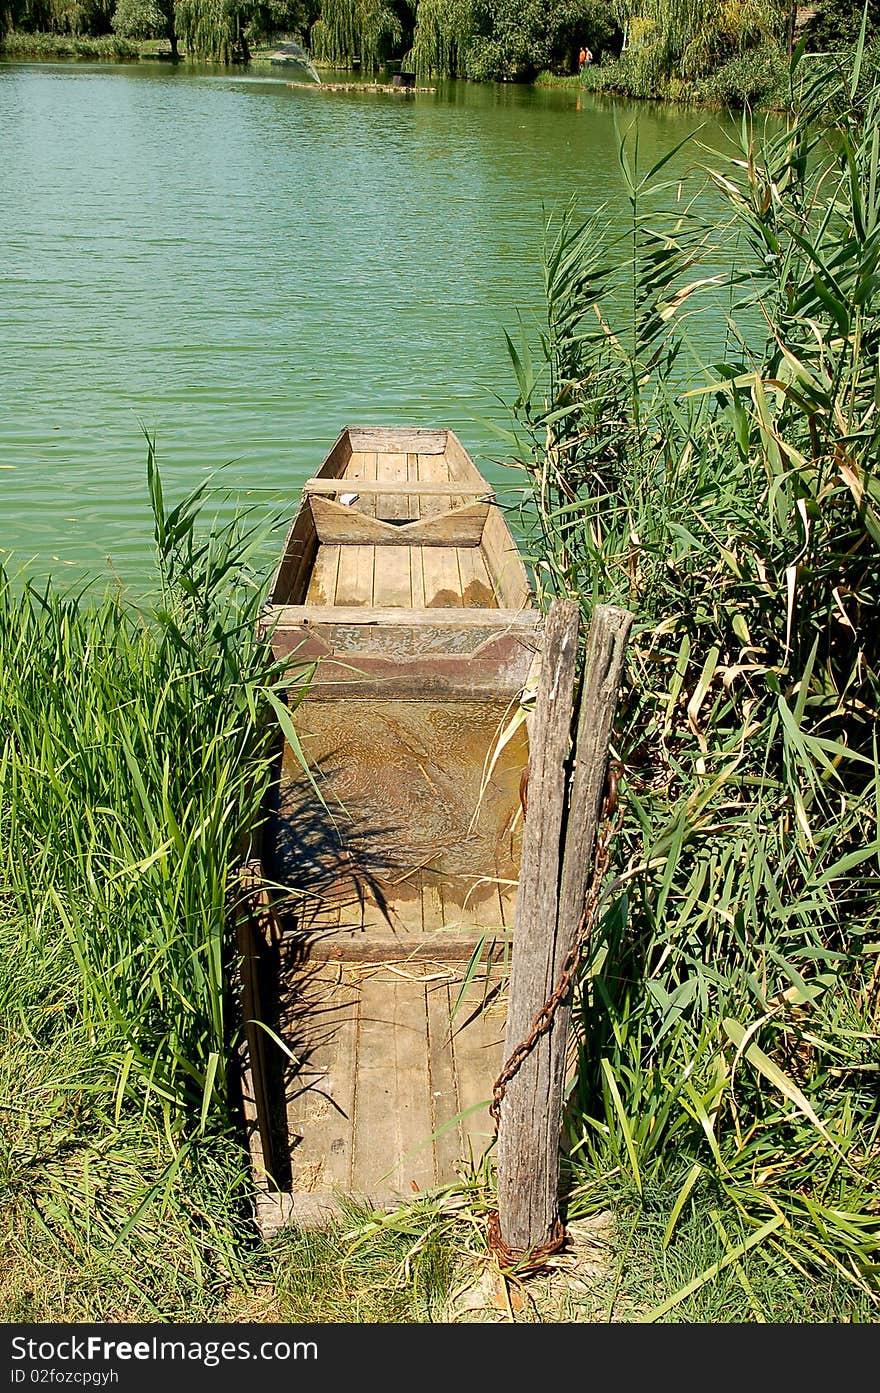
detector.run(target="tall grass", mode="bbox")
[0,442,292,1144]
[499,44,880,1315]
[0,31,139,58]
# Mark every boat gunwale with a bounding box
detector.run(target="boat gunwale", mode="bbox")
[263,603,540,628]
[267,425,534,616]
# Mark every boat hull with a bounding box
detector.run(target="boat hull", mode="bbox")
[239,426,540,1225]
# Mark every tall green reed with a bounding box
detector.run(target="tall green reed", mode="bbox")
[0,440,297,1146]
[499,44,880,1307]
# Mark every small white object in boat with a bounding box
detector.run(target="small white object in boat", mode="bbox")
[339,492,359,505]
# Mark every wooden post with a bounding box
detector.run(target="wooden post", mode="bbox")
[496,600,633,1255]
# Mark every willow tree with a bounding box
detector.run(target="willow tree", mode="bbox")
[1,0,44,30]
[2,0,114,31]
[311,0,404,73]
[405,0,476,77]
[175,0,239,59]
[407,0,602,81]
[612,0,786,80]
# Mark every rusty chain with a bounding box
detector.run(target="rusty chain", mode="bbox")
[485,759,623,1274]
[489,757,622,1135]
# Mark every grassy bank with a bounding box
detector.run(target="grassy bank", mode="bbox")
[0,449,279,1318]
[0,30,139,59]
[573,43,789,107]
[536,38,880,112]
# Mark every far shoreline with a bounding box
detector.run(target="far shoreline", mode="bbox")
[0,32,815,116]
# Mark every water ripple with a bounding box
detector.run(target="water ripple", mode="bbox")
[0,59,744,589]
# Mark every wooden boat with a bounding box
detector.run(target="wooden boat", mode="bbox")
[263,424,540,697]
[239,426,542,1233]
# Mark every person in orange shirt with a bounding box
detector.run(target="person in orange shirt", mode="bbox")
[578,44,593,70]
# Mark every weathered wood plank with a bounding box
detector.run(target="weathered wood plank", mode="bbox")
[445,431,486,484]
[421,874,446,932]
[342,451,374,480]
[359,890,396,933]
[267,502,318,606]
[406,452,419,519]
[267,605,539,630]
[372,542,413,607]
[426,979,465,1184]
[342,451,378,517]
[391,979,438,1195]
[411,504,488,547]
[236,862,281,1190]
[557,606,633,940]
[350,974,434,1194]
[270,666,537,702]
[474,880,508,933]
[496,601,632,1256]
[286,972,360,1193]
[410,544,426,608]
[314,427,353,482]
[304,479,489,498]
[450,972,505,1171]
[457,547,497,609]
[438,885,475,932]
[305,544,340,606]
[481,504,531,609]
[309,498,397,546]
[418,446,461,514]
[348,426,447,455]
[308,497,489,548]
[423,548,463,608]
[495,599,580,1253]
[266,622,540,698]
[301,930,513,963]
[345,973,395,1191]
[442,877,506,933]
[376,451,409,522]
[334,545,375,607]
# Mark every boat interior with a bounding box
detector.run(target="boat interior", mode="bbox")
[242,428,540,1225]
[267,425,533,614]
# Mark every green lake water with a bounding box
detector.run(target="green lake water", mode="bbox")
[0,60,751,590]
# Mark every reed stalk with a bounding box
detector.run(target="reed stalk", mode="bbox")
[498,40,880,1310]
[0,439,298,1145]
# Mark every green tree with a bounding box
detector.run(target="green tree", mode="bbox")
[5,0,114,32]
[406,0,474,76]
[311,0,407,73]
[466,0,589,79]
[407,0,601,79]
[611,0,785,84]
[113,0,178,51]
[174,0,237,59]
[806,0,880,50]
[581,0,624,59]
[174,0,313,60]
[243,0,317,45]
[112,0,166,34]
